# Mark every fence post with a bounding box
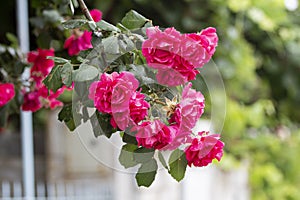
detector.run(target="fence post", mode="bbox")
[16,0,35,198]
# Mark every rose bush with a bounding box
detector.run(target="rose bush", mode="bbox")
[0,1,223,187]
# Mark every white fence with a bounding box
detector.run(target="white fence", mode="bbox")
[0,180,113,200]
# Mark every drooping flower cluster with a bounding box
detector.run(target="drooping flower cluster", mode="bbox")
[22,48,68,112]
[185,131,224,167]
[89,72,150,130]
[0,83,15,107]
[142,26,218,86]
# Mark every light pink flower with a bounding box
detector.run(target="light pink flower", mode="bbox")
[168,83,205,149]
[111,72,139,130]
[186,27,218,63]
[90,9,102,22]
[185,131,224,167]
[64,30,93,56]
[27,48,55,85]
[0,83,15,107]
[135,120,176,150]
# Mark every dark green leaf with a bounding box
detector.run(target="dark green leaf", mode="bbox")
[61,62,73,87]
[122,132,138,145]
[90,111,115,138]
[43,65,63,92]
[135,159,157,187]
[121,10,148,30]
[168,149,188,182]
[96,20,120,32]
[0,105,9,128]
[119,144,139,169]
[73,64,99,82]
[158,151,169,170]
[58,104,77,131]
[62,19,88,29]
[134,147,155,163]
[6,33,18,48]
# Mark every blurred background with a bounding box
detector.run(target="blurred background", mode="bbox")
[1,0,300,199]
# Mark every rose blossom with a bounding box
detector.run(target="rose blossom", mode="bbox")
[168,83,205,149]
[129,91,150,124]
[111,72,139,130]
[90,9,102,22]
[135,120,176,150]
[142,26,217,86]
[27,48,55,84]
[185,131,224,167]
[186,27,218,63]
[64,30,93,56]
[0,83,15,107]
[91,72,119,113]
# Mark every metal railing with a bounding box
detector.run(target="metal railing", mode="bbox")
[0,180,113,200]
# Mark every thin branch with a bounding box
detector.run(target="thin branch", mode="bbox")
[77,0,94,22]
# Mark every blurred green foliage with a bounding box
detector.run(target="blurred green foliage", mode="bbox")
[87,0,300,198]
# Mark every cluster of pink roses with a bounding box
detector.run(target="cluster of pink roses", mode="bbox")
[22,48,67,112]
[21,9,102,112]
[89,26,222,167]
[142,26,218,86]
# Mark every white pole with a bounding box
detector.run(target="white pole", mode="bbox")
[16,0,35,198]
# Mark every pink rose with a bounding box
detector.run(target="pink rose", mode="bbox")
[21,84,66,112]
[129,91,150,124]
[185,131,224,167]
[111,72,139,130]
[142,27,181,68]
[135,120,176,150]
[168,83,205,149]
[186,27,218,63]
[142,26,217,86]
[92,72,119,113]
[27,48,55,85]
[64,30,93,56]
[22,90,42,112]
[0,83,15,107]
[90,9,102,22]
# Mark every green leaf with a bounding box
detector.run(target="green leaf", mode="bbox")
[122,132,138,145]
[121,10,148,30]
[168,149,188,182]
[102,36,120,54]
[96,20,120,32]
[61,62,73,87]
[58,104,77,131]
[134,147,155,163]
[43,10,63,23]
[47,56,70,64]
[158,151,169,170]
[119,144,139,169]
[90,111,115,138]
[135,159,158,187]
[6,33,18,48]
[73,64,99,82]
[43,65,63,92]
[62,19,88,29]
